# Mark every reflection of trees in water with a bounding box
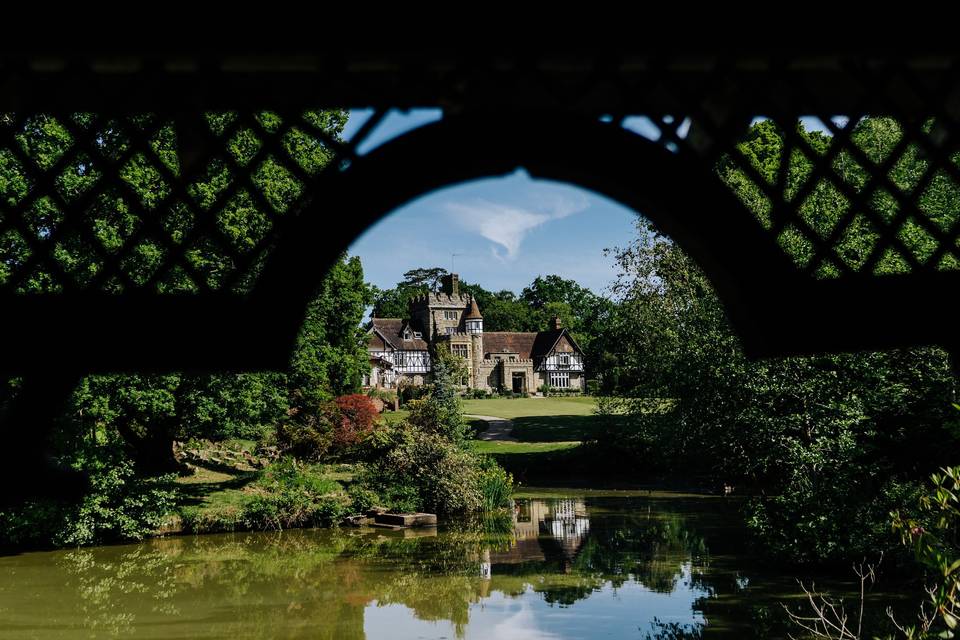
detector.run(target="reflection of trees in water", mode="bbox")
[56,521,512,639]
[644,618,706,639]
[61,533,367,639]
[52,499,720,637]
[498,499,710,606]
[62,544,180,636]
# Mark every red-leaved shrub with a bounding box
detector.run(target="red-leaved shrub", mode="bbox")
[331,394,380,448]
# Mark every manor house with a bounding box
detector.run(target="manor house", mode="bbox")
[365,274,586,394]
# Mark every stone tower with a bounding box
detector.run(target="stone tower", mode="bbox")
[465,297,484,387]
[408,273,471,338]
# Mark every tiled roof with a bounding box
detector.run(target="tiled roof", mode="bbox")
[532,329,565,357]
[465,297,483,319]
[482,332,538,359]
[369,318,429,350]
[369,320,582,360]
[484,329,581,360]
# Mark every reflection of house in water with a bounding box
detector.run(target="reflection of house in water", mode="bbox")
[485,499,591,575]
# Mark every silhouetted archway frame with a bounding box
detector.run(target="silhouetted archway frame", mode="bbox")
[3,47,960,500]
[5,111,958,379]
[258,114,843,361]
[4,51,960,379]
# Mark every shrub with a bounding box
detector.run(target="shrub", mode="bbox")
[366,387,395,400]
[477,456,514,511]
[59,462,177,546]
[243,458,345,530]
[367,387,397,406]
[586,379,600,396]
[346,484,381,513]
[398,383,428,407]
[890,466,960,638]
[278,393,385,462]
[469,388,489,399]
[358,424,481,514]
[332,394,380,448]
[406,397,469,445]
[352,359,513,516]
[276,407,333,462]
[0,456,177,548]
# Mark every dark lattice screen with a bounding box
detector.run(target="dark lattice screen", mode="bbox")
[2,52,960,369]
[0,110,390,295]
[9,111,959,292]
[2,49,960,500]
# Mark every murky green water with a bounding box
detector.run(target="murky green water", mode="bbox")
[0,490,907,639]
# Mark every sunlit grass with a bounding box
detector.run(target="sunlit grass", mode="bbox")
[461,396,596,419]
[471,441,580,455]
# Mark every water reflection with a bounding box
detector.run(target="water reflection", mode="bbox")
[0,492,811,639]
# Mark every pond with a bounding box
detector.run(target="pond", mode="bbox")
[0,490,908,639]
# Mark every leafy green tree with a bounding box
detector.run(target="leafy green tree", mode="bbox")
[596,117,960,565]
[290,254,372,402]
[401,267,449,291]
[473,290,530,331]
[520,275,614,370]
[1,109,374,543]
[371,267,450,317]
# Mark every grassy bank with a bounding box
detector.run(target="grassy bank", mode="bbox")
[464,396,689,488]
[465,397,597,485]
[462,396,595,419]
[174,461,353,534]
[463,396,602,442]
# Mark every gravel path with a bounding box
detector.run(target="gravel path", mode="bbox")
[465,414,517,442]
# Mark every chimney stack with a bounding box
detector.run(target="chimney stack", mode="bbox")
[551,315,563,330]
[441,273,460,296]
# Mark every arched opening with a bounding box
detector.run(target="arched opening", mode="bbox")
[255,112,800,366]
[1,107,958,639]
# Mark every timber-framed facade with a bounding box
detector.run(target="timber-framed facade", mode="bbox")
[365,274,587,394]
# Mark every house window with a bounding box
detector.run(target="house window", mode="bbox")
[559,354,570,367]
[452,344,468,358]
[445,326,456,335]
[403,330,411,340]
[444,310,458,320]
[395,352,406,366]
[413,331,422,339]
[549,372,570,388]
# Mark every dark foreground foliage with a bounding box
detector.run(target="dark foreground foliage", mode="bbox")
[589,118,960,566]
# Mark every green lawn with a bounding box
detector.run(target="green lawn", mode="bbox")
[175,466,259,515]
[462,396,602,442]
[461,396,596,419]
[471,440,580,455]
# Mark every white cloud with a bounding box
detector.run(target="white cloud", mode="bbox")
[482,601,561,640]
[444,194,588,260]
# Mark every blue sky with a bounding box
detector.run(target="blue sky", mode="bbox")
[345,110,640,297]
[343,110,837,296]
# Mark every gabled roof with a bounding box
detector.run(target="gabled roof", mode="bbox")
[483,329,584,361]
[368,318,429,350]
[531,328,583,358]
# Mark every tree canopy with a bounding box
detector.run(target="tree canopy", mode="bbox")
[2,110,371,473]
[592,117,960,564]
